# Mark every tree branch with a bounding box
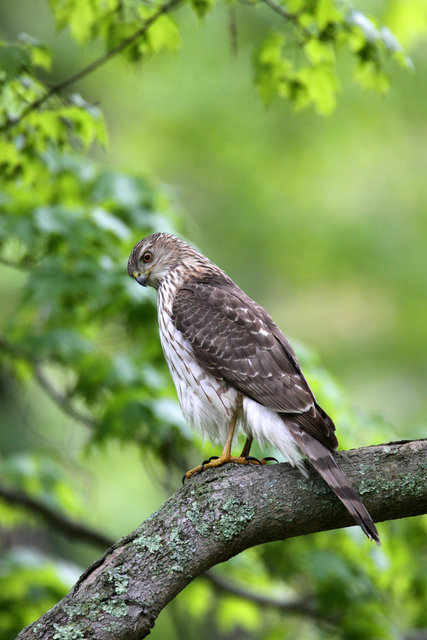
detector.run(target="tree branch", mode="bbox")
[0,336,98,431]
[258,0,311,37]
[0,0,183,133]
[204,571,322,620]
[16,439,427,640]
[33,365,97,430]
[258,0,301,25]
[0,256,29,270]
[0,485,112,549]
[1,479,326,622]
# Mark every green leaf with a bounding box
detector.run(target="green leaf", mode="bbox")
[69,0,97,44]
[297,63,338,114]
[0,45,31,81]
[304,39,335,64]
[355,60,390,94]
[252,33,292,104]
[18,33,52,70]
[190,0,215,19]
[91,207,131,240]
[145,14,180,53]
[316,0,342,30]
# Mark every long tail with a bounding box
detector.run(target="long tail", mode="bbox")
[285,420,380,544]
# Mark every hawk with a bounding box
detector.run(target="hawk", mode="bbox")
[128,232,379,543]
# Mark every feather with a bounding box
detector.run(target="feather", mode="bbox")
[285,418,380,544]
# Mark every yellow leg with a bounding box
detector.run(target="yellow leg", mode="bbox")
[221,410,238,458]
[185,411,241,479]
[184,416,277,480]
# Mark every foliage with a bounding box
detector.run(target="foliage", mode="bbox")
[0,547,75,639]
[0,1,425,640]
[252,2,410,114]
[0,149,190,453]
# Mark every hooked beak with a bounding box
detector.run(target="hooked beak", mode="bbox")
[132,271,148,287]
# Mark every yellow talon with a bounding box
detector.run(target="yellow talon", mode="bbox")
[184,454,273,481]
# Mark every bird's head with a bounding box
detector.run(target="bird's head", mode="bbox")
[127,232,194,289]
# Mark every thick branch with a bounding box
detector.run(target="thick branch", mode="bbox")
[17,439,427,640]
[1,480,323,621]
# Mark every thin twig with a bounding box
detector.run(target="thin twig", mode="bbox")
[228,5,238,57]
[204,571,324,620]
[0,336,161,450]
[0,335,29,359]
[258,0,311,37]
[0,484,113,549]
[258,0,295,21]
[34,365,97,430]
[0,0,183,133]
[0,336,98,430]
[0,256,29,270]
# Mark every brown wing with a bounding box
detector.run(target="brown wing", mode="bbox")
[172,276,337,449]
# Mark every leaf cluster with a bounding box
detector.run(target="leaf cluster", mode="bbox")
[252,0,411,114]
[0,150,191,455]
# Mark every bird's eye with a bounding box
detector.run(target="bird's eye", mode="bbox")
[142,251,153,263]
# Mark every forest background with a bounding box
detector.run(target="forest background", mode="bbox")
[0,0,426,638]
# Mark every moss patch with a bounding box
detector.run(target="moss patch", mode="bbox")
[106,568,129,595]
[52,623,86,640]
[213,498,255,541]
[185,501,212,537]
[133,532,163,553]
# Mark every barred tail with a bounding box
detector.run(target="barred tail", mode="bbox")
[286,421,380,544]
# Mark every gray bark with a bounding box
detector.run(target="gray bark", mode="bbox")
[17,439,427,640]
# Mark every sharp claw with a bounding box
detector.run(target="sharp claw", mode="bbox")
[183,453,222,483]
[244,455,279,465]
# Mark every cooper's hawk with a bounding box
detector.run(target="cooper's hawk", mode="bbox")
[128,232,380,543]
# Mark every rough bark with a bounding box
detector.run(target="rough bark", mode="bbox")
[17,439,427,640]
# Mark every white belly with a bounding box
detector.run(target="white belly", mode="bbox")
[159,312,240,444]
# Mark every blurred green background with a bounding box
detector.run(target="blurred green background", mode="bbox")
[0,0,426,638]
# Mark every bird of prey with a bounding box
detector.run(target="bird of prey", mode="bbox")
[128,232,379,543]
